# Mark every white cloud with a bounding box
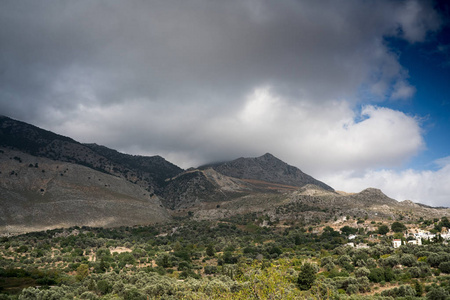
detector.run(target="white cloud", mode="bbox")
[391,80,417,100]
[323,158,450,207]
[57,87,424,176]
[395,0,442,43]
[0,0,445,207]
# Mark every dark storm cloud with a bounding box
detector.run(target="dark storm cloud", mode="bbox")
[0,0,442,171]
[1,1,437,112]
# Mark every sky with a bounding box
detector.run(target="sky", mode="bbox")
[1,0,450,207]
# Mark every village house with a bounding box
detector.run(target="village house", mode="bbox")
[393,239,402,248]
[407,238,422,246]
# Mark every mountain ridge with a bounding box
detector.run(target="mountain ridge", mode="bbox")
[1,115,449,234]
[0,116,184,195]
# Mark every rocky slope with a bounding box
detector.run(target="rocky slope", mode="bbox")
[84,143,182,190]
[0,148,170,234]
[161,168,252,210]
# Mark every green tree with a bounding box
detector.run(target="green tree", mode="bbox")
[377,225,389,235]
[391,221,407,233]
[156,253,171,268]
[400,254,416,267]
[355,267,370,278]
[76,264,89,281]
[340,226,358,235]
[414,280,423,297]
[206,244,215,257]
[118,252,136,268]
[427,287,449,300]
[297,263,317,290]
[97,279,112,295]
[368,268,384,283]
[438,261,450,273]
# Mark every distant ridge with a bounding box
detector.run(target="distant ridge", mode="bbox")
[84,143,182,188]
[202,153,334,191]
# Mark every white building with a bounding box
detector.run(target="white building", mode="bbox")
[393,239,402,248]
[407,238,422,246]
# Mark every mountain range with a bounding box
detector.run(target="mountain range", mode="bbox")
[1,115,448,234]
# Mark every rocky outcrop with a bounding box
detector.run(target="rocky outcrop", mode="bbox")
[161,169,249,210]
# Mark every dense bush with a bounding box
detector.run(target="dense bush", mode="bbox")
[297,263,317,290]
[438,261,450,274]
[427,287,450,300]
[368,267,394,283]
[381,285,415,297]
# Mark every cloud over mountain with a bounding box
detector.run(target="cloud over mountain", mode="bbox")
[0,0,446,206]
[323,157,450,207]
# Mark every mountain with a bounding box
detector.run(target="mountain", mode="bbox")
[162,152,335,210]
[0,116,183,195]
[1,116,449,234]
[201,153,334,191]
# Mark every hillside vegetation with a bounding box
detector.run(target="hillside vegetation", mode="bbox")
[1,215,450,299]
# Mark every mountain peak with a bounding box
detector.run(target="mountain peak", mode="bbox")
[208,153,334,191]
[352,187,397,206]
[360,188,386,196]
[260,152,276,159]
[358,188,394,200]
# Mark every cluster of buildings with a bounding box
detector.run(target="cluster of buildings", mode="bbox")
[393,229,450,248]
[342,228,450,249]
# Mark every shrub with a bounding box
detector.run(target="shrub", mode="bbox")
[368,268,384,283]
[368,267,394,283]
[381,285,415,297]
[377,225,389,235]
[204,265,218,275]
[438,261,450,274]
[408,266,421,278]
[391,222,407,233]
[355,267,370,278]
[155,253,171,268]
[97,279,112,295]
[400,254,417,267]
[427,287,450,300]
[123,287,146,300]
[297,263,317,290]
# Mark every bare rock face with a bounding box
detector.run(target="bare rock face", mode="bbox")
[0,148,170,234]
[203,153,334,191]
